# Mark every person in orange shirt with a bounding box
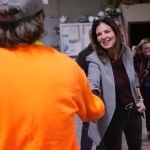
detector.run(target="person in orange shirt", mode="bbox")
[0,0,105,150]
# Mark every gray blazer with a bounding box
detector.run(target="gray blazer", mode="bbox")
[86,46,139,145]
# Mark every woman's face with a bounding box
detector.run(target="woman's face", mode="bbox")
[96,23,116,51]
[142,43,150,57]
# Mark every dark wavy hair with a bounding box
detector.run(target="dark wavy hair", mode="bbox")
[91,17,123,64]
[0,5,44,48]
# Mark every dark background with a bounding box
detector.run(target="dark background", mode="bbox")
[128,21,150,47]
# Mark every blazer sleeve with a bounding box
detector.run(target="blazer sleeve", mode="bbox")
[86,52,104,94]
[88,62,101,93]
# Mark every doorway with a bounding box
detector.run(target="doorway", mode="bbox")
[128,21,150,47]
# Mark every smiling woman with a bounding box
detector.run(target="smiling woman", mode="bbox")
[90,17,122,64]
[95,22,116,58]
[86,16,146,150]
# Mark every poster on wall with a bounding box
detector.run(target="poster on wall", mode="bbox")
[60,24,82,56]
[82,24,92,48]
[60,23,92,57]
[43,0,48,4]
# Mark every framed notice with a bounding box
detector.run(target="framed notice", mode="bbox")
[60,23,92,57]
[60,23,82,56]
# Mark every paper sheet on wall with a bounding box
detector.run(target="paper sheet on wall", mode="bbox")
[68,26,79,41]
[43,0,48,4]
[83,25,92,48]
[61,25,81,56]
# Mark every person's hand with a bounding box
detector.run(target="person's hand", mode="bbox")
[136,100,146,113]
[132,46,137,57]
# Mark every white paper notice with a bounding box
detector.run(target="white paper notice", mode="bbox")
[43,0,48,4]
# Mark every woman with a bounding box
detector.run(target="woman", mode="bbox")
[86,17,145,150]
[0,0,105,150]
[133,38,150,140]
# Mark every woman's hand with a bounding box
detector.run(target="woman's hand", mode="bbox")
[136,100,146,113]
[132,46,137,57]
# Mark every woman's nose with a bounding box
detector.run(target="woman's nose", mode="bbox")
[101,33,106,39]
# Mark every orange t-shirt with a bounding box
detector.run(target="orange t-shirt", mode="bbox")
[0,45,105,150]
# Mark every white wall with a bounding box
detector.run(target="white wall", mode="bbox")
[121,3,150,44]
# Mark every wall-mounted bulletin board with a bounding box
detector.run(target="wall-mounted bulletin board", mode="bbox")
[60,23,92,57]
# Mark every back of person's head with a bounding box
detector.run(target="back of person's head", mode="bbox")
[0,0,44,48]
[91,17,122,63]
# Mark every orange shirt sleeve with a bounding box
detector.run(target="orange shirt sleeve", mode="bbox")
[74,65,105,122]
